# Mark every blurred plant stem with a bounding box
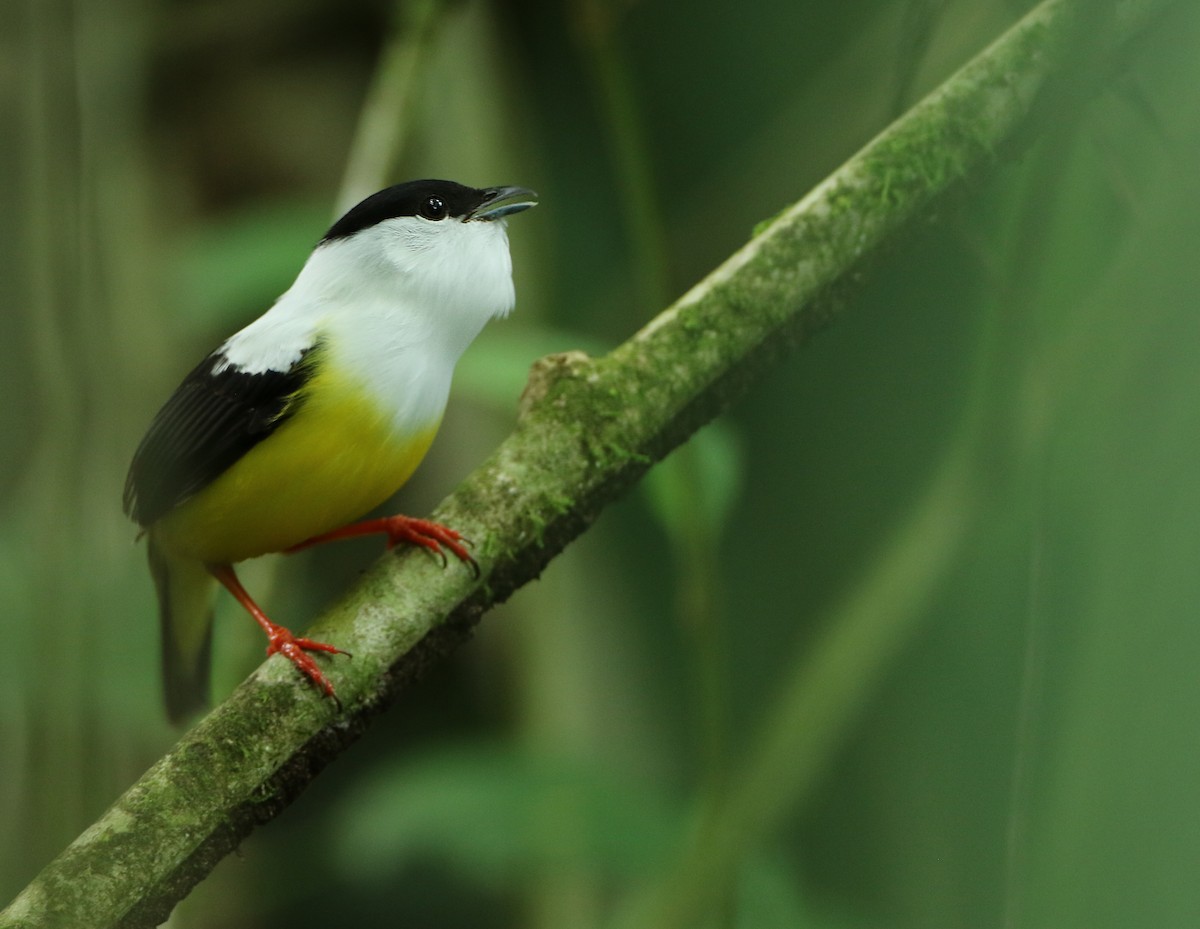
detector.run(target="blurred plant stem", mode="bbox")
[8,0,160,899]
[662,444,736,929]
[987,112,1087,929]
[889,0,951,116]
[572,0,671,321]
[13,0,87,873]
[573,0,734,800]
[669,443,732,800]
[549,5,734,921]
[336,0,447,212]
[609,438,976,929]
[562,6,739,925]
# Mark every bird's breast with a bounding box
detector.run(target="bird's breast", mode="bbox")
[155,361,445,564]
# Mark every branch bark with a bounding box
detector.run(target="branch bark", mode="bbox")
[0,0,1174,924]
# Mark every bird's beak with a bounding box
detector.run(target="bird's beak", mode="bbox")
[469,186,539,221]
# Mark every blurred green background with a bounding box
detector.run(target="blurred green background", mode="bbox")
[4,0,1200,926]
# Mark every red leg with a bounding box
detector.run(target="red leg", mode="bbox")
[208,564,349,704]
[285,514,479,577]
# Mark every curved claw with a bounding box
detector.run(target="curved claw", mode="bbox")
[382,516,479,577]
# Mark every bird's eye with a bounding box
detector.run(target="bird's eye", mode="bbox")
[420,196,448,220]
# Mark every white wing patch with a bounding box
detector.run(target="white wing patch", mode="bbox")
[216,297,322,375]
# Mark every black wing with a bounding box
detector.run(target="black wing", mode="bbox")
[124,348,315,527]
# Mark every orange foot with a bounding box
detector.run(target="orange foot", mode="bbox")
[263,622,349,703]
[286,514,479,578]
[209,564,350,705]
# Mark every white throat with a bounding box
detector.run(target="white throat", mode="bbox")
[216,213,518,433]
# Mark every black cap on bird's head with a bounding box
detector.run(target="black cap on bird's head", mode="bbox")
[321,180,538,244]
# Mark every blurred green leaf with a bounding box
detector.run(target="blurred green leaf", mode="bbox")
[735,851,833,929]
[334,744,681,886]
[454,326,610,411]
[642,422,743,546]
[169,200,330,333]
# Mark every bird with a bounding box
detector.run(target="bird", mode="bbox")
[124,179,537,722]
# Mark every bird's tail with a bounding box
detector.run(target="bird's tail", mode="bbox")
[147,532,215,724]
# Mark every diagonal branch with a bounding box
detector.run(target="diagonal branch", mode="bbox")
[0,0,1174,925]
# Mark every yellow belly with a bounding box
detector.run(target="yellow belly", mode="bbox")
[154,368,440,564]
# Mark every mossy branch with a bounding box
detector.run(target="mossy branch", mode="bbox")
[0,0,1173,925]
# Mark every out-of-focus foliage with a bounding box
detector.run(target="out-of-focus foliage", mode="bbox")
[3,0,1199,927]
